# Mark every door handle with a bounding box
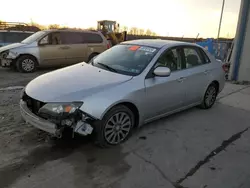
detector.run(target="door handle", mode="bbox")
[177,77,186,82]
[204,70,210,74]
[59,46,70,50]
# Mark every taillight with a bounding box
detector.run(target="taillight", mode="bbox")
[107,43,110,49]
[222,64,229,72]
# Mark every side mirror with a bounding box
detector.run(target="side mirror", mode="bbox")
[153,66,171,77]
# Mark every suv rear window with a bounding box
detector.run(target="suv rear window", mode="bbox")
[82,33,103,43]
[60,32,83,44]
[51,32,103,44]
[1,32,32,43]
[92,44,159,76]
[0,33,3,43]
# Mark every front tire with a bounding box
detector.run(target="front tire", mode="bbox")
[93,105,134,148]
[200,83,218,109]
[16,55,37,73]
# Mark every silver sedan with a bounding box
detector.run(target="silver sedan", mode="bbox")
[20,39,225,147]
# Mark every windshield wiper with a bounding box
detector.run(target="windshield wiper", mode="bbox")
[97,62,117,73]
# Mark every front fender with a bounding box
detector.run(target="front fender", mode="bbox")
[79,76,144,121]
[8,43,40,63]
[79,96,138,120]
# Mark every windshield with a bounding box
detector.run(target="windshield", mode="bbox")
[21,31,46,44]
[92,44,159,76]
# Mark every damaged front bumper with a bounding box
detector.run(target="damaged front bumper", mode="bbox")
[0,58,13,67]
[0,50,18,67]
[20,100,94,137]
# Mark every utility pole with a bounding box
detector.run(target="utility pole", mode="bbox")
[217,0,225,39]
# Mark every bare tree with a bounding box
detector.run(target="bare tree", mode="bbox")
[48,24,60,29]
[146,29,152,36]
[139,29,145,35]
[87,27,96,30]
[121,26,128,32]
[130,27,140,35]
[152,32,157,36]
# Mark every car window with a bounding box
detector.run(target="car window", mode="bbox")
[155,48,182,71]
[183,47,204,68]
[92,44,159,76]
[40,35,49,45]
[1,32,32,43]
[50,32,62,45]
[82,33,103,43]
[0,33,3,43]
[60,32,83,44]
[199,48,211,63]
[21,31,46,44]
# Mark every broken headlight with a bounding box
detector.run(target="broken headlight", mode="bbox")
[0,50,9,58]
[38,102,83,119]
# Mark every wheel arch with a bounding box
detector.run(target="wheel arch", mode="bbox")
[211,80,220,93]
[17,54,39,66]
[101,101,140,127]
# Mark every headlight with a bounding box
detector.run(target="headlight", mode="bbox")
[1,50,9,58]
[38,102,83,117]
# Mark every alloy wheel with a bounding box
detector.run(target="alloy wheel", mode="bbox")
[104,112,132,144]
[21,59,35,72]
[205,86,217,107]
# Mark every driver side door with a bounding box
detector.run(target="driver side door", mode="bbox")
[144,47,187,121]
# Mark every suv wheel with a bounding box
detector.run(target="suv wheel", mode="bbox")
[93,105,134,148]
[16,55,37,73]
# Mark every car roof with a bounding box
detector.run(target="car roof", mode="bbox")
[0,30,34,33]
[122,39,198,49]
[43,29,100,34]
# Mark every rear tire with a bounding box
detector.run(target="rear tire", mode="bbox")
[199,83,218,109]
[16,55,38,73]
[93,105,134,148]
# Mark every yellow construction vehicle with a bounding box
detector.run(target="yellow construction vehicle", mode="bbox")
[97,20,127,46]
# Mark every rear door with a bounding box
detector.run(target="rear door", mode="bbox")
[39,32,68,66]
[181,46,212,105]
[83,32,106,61]
[60,32,87,64]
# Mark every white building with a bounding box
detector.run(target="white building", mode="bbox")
[230,0,250,81]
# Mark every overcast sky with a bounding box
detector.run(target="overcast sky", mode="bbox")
[0,0,241,38]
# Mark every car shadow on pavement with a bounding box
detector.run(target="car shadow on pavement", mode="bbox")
[0,127,130,188]
[0,129,92,188]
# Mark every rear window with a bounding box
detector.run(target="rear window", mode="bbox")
[92,44,159,76]
[198,48,211,63]
[82,33,103,43]
[2,32,32,43]
[0,33,3,43]
[60,32,83,44]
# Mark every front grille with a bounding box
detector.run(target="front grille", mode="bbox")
[22,92,46,115]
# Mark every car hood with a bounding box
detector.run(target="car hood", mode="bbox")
[0,43,26,53]
[25,63,133,102]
